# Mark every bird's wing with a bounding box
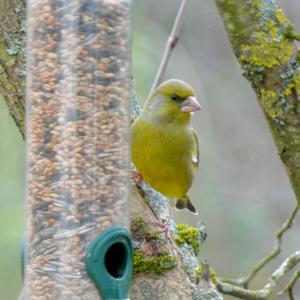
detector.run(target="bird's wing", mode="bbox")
[192,129,199,170]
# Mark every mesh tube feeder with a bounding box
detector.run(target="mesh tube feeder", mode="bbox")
[25,0,132,299]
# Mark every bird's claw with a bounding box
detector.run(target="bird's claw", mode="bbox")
[157,217,172,238]
[131,170,143,185]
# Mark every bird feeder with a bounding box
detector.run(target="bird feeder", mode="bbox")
[25,0,132,299]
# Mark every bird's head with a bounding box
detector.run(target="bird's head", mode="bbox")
[145,79,202,124]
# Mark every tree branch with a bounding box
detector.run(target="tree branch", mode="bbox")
[220,204,299,287]
[280,268,300,300]
[217,251,300,300]
[147,0,187,100]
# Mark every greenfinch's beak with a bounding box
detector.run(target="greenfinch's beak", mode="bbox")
[180,96,202,112]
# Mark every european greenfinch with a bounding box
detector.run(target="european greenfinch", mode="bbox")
[131,79,201,214]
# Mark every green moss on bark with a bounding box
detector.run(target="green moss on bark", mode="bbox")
[131,216,160,242]
[174,224,201,256]
[133,251,177,276]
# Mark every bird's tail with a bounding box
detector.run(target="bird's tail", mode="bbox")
[175,195,198,215]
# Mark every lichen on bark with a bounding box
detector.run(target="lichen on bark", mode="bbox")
[216,0,300,204]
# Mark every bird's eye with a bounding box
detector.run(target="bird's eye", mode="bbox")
[170,94,179,101]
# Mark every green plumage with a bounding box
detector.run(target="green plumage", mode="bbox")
[131,79,200,214]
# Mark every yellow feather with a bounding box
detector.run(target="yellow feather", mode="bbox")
[131,79,200,213]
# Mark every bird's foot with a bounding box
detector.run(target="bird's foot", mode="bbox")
[157,217,172,239]
[131,169,143,185]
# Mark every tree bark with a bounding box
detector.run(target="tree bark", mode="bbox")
[130,187,197,300]
[215,0,300,205]
[0,0,26,138]
[129,183,222,300]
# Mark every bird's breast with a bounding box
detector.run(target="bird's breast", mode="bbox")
[131,117,196,198]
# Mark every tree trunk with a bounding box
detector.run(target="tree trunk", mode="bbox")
[130,186,213,300]
[129,183,222,300]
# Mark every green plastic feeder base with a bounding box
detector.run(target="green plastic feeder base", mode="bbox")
[85,226,132,300]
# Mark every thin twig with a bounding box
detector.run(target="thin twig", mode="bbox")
[147,0,187,101]
[280,269,300,300]
[217,251,300,300]
[219,204,299,287]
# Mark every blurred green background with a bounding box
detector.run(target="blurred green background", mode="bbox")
[0,97,24,299]
[1,0,299,299]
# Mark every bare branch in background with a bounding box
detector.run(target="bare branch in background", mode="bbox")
[281,269,300,300]
[220,204,299,287]
[217,251,300,300]
[147,0,187,100]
